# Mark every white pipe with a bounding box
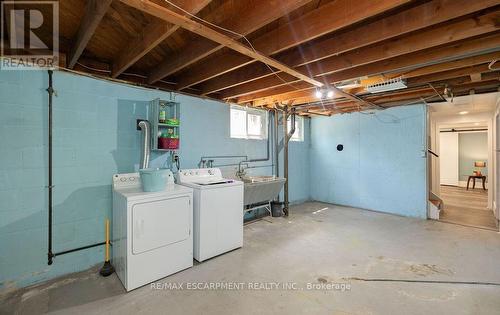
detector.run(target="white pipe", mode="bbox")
[138,120,151,169]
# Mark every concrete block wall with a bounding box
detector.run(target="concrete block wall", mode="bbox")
[309,105,428,218]
[0,70,309,291]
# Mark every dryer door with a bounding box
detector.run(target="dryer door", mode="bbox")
[132,196,190,255]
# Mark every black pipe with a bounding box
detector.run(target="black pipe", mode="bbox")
[47,70,54,265]
[53,242,106,257]
[440,128,488,133]
[46,71,105,265]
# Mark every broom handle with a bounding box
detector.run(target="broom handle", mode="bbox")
[105,219,110,262]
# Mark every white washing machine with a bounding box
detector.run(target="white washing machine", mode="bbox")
[112,171,193,291]
[177,168,244,262]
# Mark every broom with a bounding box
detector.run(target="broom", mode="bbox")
[100,219,114,277]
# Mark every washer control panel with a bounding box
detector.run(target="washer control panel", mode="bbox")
[177,168,223,183]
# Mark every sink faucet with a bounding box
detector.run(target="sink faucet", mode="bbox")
[237,161,248,178]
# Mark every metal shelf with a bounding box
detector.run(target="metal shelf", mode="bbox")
[149,98,180,151]
[158,123,180,128]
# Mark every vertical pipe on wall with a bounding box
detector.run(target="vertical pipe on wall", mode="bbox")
[283,106,296,216]
[274,109,279,178]
[138,120,151,169]
[47,70,54,265]
[46,71,106,265]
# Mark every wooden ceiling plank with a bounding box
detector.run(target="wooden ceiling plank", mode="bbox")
[408,64,491,85]
[137,0,313,84]
[198,0,498,95]
[298,77,500,112]
[250,51,500,105]
[68,0,113,69]
[111,0,211,78]
[176,0,414,90]
[237,32,500,104]
[470,73,483,82]
[284,64,498,108]
[221,10,500,99]
[120,0,323,87]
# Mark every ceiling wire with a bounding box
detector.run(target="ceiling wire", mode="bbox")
[161,0,372,115]
[75,62,176,85]
[154,0,380,115]
[162,0,305,93]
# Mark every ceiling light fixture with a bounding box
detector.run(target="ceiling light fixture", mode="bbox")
[365,77,407,93]
[314,89,335,99]
[335,79,361,90]
[459,111,469,115]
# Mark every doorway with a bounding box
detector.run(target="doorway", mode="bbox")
[427,92,500,231]
[438,127,496,230]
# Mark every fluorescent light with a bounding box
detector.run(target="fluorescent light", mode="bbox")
[326,90,334,98]
[336,80,361,90]
[366,77,407,93]
[459,111,469,115]
[315,90,323,98]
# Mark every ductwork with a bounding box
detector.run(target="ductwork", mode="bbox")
[138,120,151,169]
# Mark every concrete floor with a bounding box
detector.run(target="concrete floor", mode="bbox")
[2,201,500,315]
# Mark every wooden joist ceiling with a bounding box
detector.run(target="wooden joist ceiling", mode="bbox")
[7,0,499,115]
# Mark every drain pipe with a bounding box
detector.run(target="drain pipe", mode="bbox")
[46,71,106,265]
[274,109,279,179]
[137,120,151,169]
[283,106,296,216]
[47,70,54,265]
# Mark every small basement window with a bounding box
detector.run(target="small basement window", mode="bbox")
[230,106,268,139]
[287,116,304,142]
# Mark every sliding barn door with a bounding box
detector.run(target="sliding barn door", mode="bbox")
[440,132,459,186]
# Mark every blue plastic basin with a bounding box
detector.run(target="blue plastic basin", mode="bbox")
[139,168,169,192]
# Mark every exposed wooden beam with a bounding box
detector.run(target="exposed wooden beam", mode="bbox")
[111,0,211,78]
[221,10,500,99]
[137,0,312,84]
[402,52,500,78]
[301,78,500,113]
[192,0,500,94]
[120,0,323,88]
[175,0,413,90]
[238,33,500,105]
[275,63,498,108]
[68,0,113,69]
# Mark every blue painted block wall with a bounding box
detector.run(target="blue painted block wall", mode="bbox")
[309,105,427,218]
[0,70,309,290]
[0,69,426,291]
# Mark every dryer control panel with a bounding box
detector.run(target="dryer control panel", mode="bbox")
[113,171,174,189]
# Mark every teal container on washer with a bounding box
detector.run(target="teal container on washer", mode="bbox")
[139,168,170,192]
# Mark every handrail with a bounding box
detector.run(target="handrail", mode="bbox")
[428,149,439,158]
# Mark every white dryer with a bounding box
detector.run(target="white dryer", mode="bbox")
[176,168,244,262]
[112,171,193,291]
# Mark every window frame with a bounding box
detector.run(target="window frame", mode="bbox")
[287,115,304,142]
[230,105,268,140]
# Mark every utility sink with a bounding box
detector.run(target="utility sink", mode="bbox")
[240,175,286,206]
[241,175,279,183]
